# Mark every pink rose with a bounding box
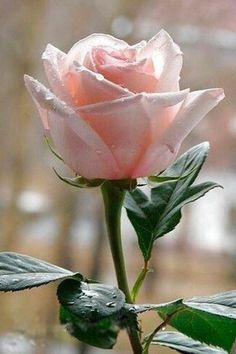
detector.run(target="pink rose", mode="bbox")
[25,31,224,180]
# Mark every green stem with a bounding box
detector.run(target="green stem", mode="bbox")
[142,314,175,354]
[131,260,150,302]
[101,181,142,354]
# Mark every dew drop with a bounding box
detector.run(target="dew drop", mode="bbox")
[96,74,104,81]
[96,150,102,155]
[162,326,166,331]
[45,93,54,101]
[84,304,93,309]
[66,301,75,305]
[42,52,48,60]
[128,307,135,313]
[106,302,116,308]
[140,40,147,46]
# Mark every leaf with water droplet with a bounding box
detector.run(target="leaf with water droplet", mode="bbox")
[60,305,120,349]
[58,279,131,349]
[57,278,125,322]
[0,252,76,291]
[135,291,236,353]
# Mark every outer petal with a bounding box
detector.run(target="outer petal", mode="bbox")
[67,33,129,65]
[140,89,189,141]
[42,44,74,105]
[24,75,121,179]
[138,30,183,92]
[78,90,188,178]
[161,88,225,148]
[63,64,133,106]
[133,88,225,177]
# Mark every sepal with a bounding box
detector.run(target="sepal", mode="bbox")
[53,168,105,188]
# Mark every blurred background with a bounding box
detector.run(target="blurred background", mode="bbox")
[0,0,236,353]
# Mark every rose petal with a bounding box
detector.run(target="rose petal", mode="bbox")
[132,144,176,178]
[138,29,183,92]
[63,64,133,106]
[67,33,129,65]
[140,89,189,140]
[79,95,151,178]
[24,75,121,179]
[162,88,225,147]
[42,44,73,104]
[78,90,188,178]
[96,63,158,93]
[133,88,225,177]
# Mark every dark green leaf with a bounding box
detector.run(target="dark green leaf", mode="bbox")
[159,142,209,180]
[57,278,125,322]
[152,181,220,239]
[0,252,74,291]
[152,331,227,353]
[187,290,236,308]
[125,143,221,260]
[60,305,119,349]
[125,298,183,315]
[57,279,128,349]
[155,291,236,352]
[148,167,198,184]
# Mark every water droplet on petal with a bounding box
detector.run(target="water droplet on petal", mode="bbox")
[96,74,104,81]
[140,40,147,46]
[45,92,54,101]
[96,150,102,155]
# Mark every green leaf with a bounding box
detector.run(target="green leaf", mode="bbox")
[57,279,127,349]
[155,291,236,352]
[124,298,183,315]
[125,143,221,260]
[148,167,198,184]
[53,168,104,188]
[159,142,209,180]
[57,278,125,322]
[0,252,74,291]
[152,331,227,353]
[60,305,119,349]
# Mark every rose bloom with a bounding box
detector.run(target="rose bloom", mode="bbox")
[25,31,224,180]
